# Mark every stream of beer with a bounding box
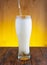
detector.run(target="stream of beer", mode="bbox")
[18,0,22,16]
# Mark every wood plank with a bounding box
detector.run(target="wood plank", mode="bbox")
[41,48,47,59]
[31,48,43,65]
[0,48,47,65]
[40,48,47,65]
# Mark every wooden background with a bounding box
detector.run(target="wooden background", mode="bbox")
[0,0,47,46]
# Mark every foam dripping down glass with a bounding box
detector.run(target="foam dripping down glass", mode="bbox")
[16,16,32,60]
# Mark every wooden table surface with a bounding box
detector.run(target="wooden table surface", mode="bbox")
[0,47,47,65]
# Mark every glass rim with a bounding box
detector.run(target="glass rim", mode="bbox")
[16,15,31,18]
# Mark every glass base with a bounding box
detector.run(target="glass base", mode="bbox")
[18,53,30,60]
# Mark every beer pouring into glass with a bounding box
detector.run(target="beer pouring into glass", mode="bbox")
[15,0,32,60]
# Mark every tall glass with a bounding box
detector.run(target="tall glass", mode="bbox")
[16,15,32,60]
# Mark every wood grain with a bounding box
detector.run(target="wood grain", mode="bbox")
[0,0,47,46]
[0,47,47,65]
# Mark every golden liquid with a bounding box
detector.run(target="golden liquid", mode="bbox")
[19,56,30,60]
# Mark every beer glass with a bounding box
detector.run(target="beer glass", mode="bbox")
[16,15,32,60]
